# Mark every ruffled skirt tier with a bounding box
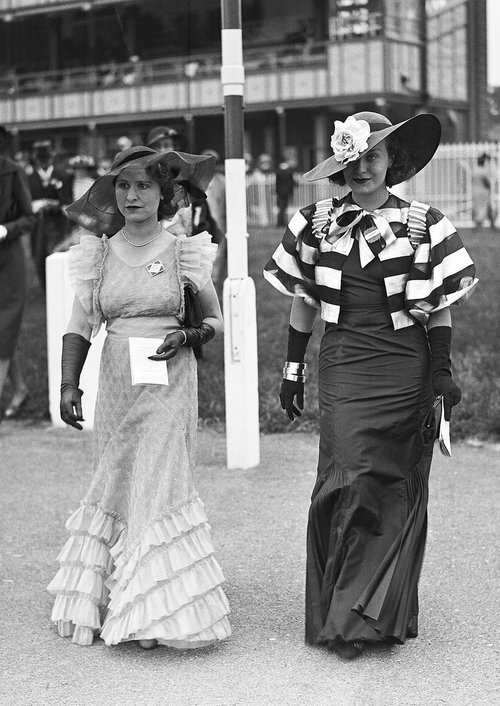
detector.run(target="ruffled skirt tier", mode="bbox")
[48,498,231,647]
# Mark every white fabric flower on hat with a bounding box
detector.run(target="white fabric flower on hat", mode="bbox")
[330,116,371,164]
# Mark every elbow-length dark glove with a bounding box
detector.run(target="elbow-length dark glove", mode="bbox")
[428,325,461,421]
[148,323,216,362]
[280,325,312,421]
[60,332,91,430]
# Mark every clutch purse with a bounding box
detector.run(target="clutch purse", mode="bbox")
[183,285,203,328]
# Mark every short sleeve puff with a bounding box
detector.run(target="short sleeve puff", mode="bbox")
[263,202,322,307]
[175,231,218,293]
[405,207,478,324]
[68,233,107,336]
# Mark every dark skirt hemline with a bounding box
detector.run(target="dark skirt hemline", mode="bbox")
[305,318,435,647]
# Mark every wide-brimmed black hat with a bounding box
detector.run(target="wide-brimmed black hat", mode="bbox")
[65,146,215,235]
[303,111,441,184]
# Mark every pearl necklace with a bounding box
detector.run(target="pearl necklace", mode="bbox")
[120,226,163,247]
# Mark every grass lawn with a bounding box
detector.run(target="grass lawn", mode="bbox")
[6,226,500,441]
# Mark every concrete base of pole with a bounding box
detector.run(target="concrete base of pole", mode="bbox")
[223,276,260,469]
[45,252,105,429]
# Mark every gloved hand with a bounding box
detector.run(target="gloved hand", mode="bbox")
[432,374,461,421]
[60,387,84,430]
[279,379,304,421]
[148,331,185,361]
[148,324,216,361]
[60,332,91,430]
[428,325,461,421]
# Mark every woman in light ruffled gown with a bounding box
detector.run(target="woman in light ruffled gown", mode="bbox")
[47,146,231,649]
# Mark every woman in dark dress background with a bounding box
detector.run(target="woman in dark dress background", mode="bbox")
[264,112,477,659]
[0,126,35,422]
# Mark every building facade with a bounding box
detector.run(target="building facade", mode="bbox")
[0,0,489,167]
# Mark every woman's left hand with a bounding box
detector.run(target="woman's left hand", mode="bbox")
[280,379,304,421]
[432,374,461,421]
[148,331,185,361]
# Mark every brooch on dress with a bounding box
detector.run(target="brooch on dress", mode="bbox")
[146,260,165,277]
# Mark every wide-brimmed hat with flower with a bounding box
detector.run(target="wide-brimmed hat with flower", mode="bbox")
[303,111,441,184]
[65,146,215,235]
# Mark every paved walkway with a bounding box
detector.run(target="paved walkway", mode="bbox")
[0,423,498,706]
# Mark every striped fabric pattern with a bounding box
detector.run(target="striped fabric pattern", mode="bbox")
[263,193,477,329]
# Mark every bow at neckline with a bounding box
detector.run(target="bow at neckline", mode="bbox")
[320,203,397,267]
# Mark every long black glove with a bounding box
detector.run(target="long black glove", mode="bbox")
[428,325,461,421]
[280,325,311,421]
[60,332,91,430]
[148,323,216,361]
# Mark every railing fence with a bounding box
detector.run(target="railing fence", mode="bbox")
[246,142,500,228]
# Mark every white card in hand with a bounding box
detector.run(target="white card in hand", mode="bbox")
[434,395,451,457]
[438,398,452,457]
[128,337,169,386]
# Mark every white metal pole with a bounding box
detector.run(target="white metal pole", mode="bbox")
[221,0,260,469]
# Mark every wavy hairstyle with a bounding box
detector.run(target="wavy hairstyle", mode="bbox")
[146,161,179,219]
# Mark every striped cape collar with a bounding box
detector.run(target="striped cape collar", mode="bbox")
[312,192,405,267]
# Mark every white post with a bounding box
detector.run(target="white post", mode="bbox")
[45,252,105,429]
[223,164,260,469]
[221,0,260,469]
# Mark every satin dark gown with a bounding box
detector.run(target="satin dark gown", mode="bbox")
[305,239,435,647]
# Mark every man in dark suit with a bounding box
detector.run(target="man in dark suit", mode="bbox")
[28,140,73,289]
[0,126,35,420]
[276,157,296,227]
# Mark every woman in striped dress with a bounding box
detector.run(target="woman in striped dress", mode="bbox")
[264,112,477,659]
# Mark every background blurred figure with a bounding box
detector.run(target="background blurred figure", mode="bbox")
[202,148,226,286]
[122,55,141,86]
[255,152,273,178]
[471,152,497,228]
[28,140,73,289]
[68,154,99,201]
[147,125,183,153]
[13,150,33,176]
[244,152,253,174]
[97,157,112,177]
[0,126,35,423]
[276,156,296,227]
[53,154,100,253]
[251,153,274,225]
[116,135,133,152]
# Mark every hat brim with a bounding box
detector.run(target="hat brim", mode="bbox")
[66,150,215,235]
[303,114,441,184]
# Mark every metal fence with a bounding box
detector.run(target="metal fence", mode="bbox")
[246,142,500,228]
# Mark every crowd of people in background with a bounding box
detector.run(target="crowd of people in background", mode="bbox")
[0,122,297,422]
[8,128,299,287]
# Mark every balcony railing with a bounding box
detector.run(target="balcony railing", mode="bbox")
[0,43,329,99]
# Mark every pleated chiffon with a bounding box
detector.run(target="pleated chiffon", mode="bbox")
[47,231,230,648]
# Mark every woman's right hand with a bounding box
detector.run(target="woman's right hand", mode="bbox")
[279,379,304,421]
[60,387,84,430]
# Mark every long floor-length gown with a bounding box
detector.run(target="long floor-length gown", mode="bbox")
[48,230,231,648]
[264,192,476,647]
[305,238,433,645]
